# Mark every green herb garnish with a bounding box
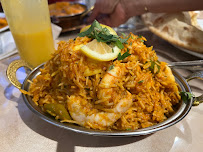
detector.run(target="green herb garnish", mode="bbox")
[85,88,90,91]
[140,39,144,42]
[121,33,126,37]
[148,61,160,74]
[180,91,194,104]
[109,65,114,71]
[114,40,124,49]
[78,20,129,49]
[137,35,142,38]
[138,80,144,84]
[120,35,131,44]
[117,48,131,60]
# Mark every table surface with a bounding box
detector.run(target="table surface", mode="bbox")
[0,26,203,152]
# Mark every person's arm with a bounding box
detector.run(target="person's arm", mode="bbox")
[88,0,203,27]
[122,0,203,18]
[88,0,125,27]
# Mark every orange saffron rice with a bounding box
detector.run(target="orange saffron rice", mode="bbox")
[28,33,181,131]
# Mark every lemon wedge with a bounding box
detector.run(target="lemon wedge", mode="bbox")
[80,24,117,36]
[80,39,120,61]
[79,21,121,61]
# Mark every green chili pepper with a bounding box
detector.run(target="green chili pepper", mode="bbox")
[44,103,71,120]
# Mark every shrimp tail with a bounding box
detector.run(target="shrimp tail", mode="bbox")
[67,91,132,129]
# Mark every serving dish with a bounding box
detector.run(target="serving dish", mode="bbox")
[6,59,203,136]
[49,2,89,33]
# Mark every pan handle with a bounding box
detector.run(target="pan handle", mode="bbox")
[186,71,203,81]
[186,71,203,106]
[193,94,203,106]
[6,60,33,89]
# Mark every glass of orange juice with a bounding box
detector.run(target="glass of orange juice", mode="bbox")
[1,0,54,68]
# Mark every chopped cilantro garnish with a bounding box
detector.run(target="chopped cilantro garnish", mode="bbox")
[121,33,126,37]
[138,80,144,84]
[149,61,155,72]
[112,48,114,53]
[85,88,90,91]
[78,20,130,50]
[109,65,114,71]
[140,39,144,42]
[180,91,194,104]
[117,48,131,60]
[114,40,124,49]
[137,35,142,38]
[120,35,131,44]
[148,61,160,74]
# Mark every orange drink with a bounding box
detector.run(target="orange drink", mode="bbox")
[12,27,54,67]
[1,0,54,68]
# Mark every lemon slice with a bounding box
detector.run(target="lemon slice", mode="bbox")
[80,24,117,35]
[80,39,120,61]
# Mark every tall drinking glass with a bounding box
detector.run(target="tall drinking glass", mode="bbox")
[1,0,54,68]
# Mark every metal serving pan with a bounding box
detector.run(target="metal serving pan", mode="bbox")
[6,60,203,137]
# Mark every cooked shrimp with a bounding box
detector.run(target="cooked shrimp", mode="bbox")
[97,65,126,106]
[67,65,132,129]
[165,66,175,82]
[156,65,175,86]
[67,91,132,130]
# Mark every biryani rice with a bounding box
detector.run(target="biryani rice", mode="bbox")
[28,33,181,131]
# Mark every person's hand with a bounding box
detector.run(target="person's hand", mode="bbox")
[88,0,129,27]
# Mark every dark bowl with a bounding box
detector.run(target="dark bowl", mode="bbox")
[49,2,88,32]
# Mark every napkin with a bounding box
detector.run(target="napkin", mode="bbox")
[0,23,62,61]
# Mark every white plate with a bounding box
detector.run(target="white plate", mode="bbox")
[172,15,203,59]
[172,44,203,59]
[0,13,9,33]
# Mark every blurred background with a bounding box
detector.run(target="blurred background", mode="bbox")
[0,0,96,11]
